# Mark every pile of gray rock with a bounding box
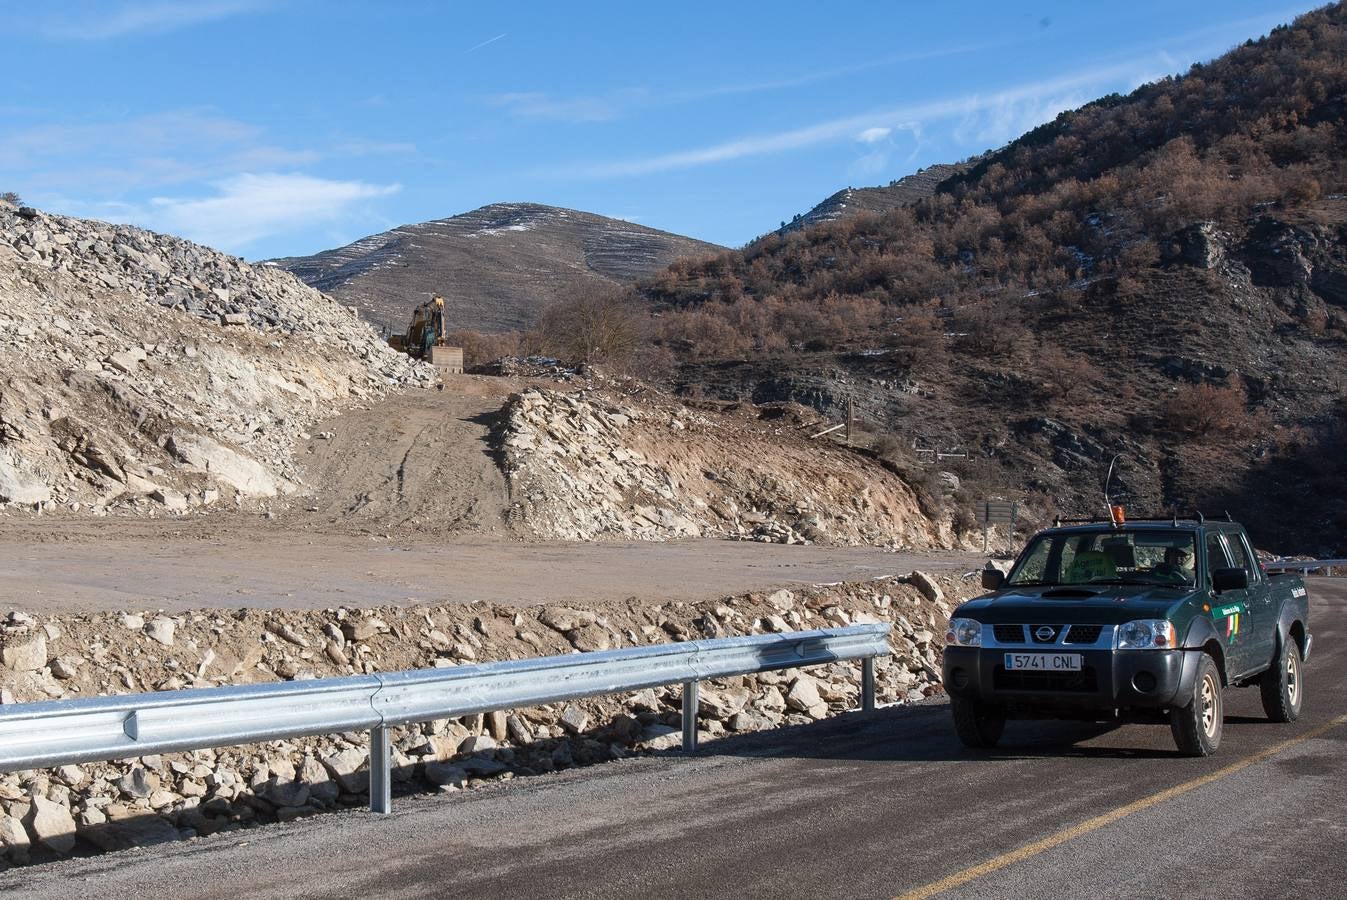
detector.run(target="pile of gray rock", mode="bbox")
[499,387,941,547]
[500,388,696,540]
[0,201,433,513]
[0,573,958,865]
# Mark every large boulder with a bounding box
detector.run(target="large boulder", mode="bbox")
[1,632,47,672]
[905,570,945,605]
[0,813,30,862]
[785,674,828,719]
[1163,222,1225,269]
[27,797,77,854]
[0,454,50,505]
[166,433,283,498]
[321,748,368,793]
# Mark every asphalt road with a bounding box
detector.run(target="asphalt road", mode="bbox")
[7,582,1344,899]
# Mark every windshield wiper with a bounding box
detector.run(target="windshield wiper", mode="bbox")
[1006,580,1057,587]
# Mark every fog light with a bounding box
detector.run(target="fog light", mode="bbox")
[1133,671,1157,693]
[949,668,970,689]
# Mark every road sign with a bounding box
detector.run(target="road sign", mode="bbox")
[980,500,1019,553]
[981,501,1017,525]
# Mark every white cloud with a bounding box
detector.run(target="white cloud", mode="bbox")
[43,1,271,40]
[2,109,416,207]
[849,149,891,178]
[856,127,892,144]
[99,173,400,252]
[562,60,1166,178]
[488,42,1003,124]
[487,90,647,123]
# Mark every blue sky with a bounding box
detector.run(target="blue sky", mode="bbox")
[0,1,1323,260]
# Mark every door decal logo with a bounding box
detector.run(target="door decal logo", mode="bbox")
[1216,603,1244,643]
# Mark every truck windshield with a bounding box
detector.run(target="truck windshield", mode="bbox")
[1005,529,1200,588]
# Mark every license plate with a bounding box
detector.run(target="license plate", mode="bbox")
[1004,653,1082,671]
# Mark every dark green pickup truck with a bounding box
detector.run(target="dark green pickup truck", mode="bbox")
[942,518,1313,755]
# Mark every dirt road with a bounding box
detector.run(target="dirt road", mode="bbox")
[0,526,980,615]
[0,377,980,617]
[279,381,513,537]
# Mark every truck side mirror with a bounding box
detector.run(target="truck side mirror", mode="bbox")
[1211,567,1248,593]
[981,568,1005,591]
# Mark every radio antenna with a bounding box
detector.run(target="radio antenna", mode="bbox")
[1103,454,1123,526]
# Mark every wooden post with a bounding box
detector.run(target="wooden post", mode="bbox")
[846,397,855,445]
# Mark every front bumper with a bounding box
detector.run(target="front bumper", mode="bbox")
[943,646,1199,711]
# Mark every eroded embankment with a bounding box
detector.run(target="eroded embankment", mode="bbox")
[0,571,969,866]
[501,386,947,547]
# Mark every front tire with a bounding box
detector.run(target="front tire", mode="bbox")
[951,695,1006,749]
[1170,654,1223,757]
[1259,638,1303,723]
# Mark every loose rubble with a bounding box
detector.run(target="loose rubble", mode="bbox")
[0,572,969,866]
[500,386,945,546]
[0,201,433,516]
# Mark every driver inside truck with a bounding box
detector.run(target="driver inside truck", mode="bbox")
[1154,545,1195,582]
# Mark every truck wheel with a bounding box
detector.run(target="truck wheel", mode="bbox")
[951,695,1006,749]
[1259,638,1303,723]
[1170,654,1223,757]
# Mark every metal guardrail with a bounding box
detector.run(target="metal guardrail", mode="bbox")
[1265,559,1347,575]
[0,625,889,813]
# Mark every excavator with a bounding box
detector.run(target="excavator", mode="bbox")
[389,295,463,372]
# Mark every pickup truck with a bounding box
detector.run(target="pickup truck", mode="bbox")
[942,517,1313,755]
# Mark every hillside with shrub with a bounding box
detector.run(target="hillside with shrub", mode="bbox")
[632,2,1347,553]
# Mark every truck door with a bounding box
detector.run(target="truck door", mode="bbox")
[1206,532,1255,678]
[1226,530,1274,672]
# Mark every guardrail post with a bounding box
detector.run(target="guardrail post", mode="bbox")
[861,656,876,713]
[370,724,391,815]
[682,680,699,753]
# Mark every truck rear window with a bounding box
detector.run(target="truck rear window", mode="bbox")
[1006,530,1199,588]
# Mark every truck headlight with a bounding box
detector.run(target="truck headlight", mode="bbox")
[945,618,982,647]
[1117,619,1177,650]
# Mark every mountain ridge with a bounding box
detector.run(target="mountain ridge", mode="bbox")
[776,163,966,235]
[272,202,723,336]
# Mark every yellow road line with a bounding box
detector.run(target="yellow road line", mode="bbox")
[896,714,1347,900]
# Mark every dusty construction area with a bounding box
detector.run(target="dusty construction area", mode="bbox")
[0,524,977,616]
[0,373,976,616]
[0,354,980,867]
[0,201,979,871]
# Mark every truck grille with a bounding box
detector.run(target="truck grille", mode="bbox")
[1064,625,1104,644]
[993,667,1099,693]
[991,624,1108,646]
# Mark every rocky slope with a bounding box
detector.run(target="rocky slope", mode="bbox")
[271,203,723,335]
[0,572,966,864]
[0,201,433,516]
[667,208,1347,553]
[499,383,946,547]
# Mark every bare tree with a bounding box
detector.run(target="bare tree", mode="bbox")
[537,279,645,366]
[1037,345,1100,405]
[0,192,20,206]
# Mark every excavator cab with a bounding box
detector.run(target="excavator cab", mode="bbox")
[394,295,462,373]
